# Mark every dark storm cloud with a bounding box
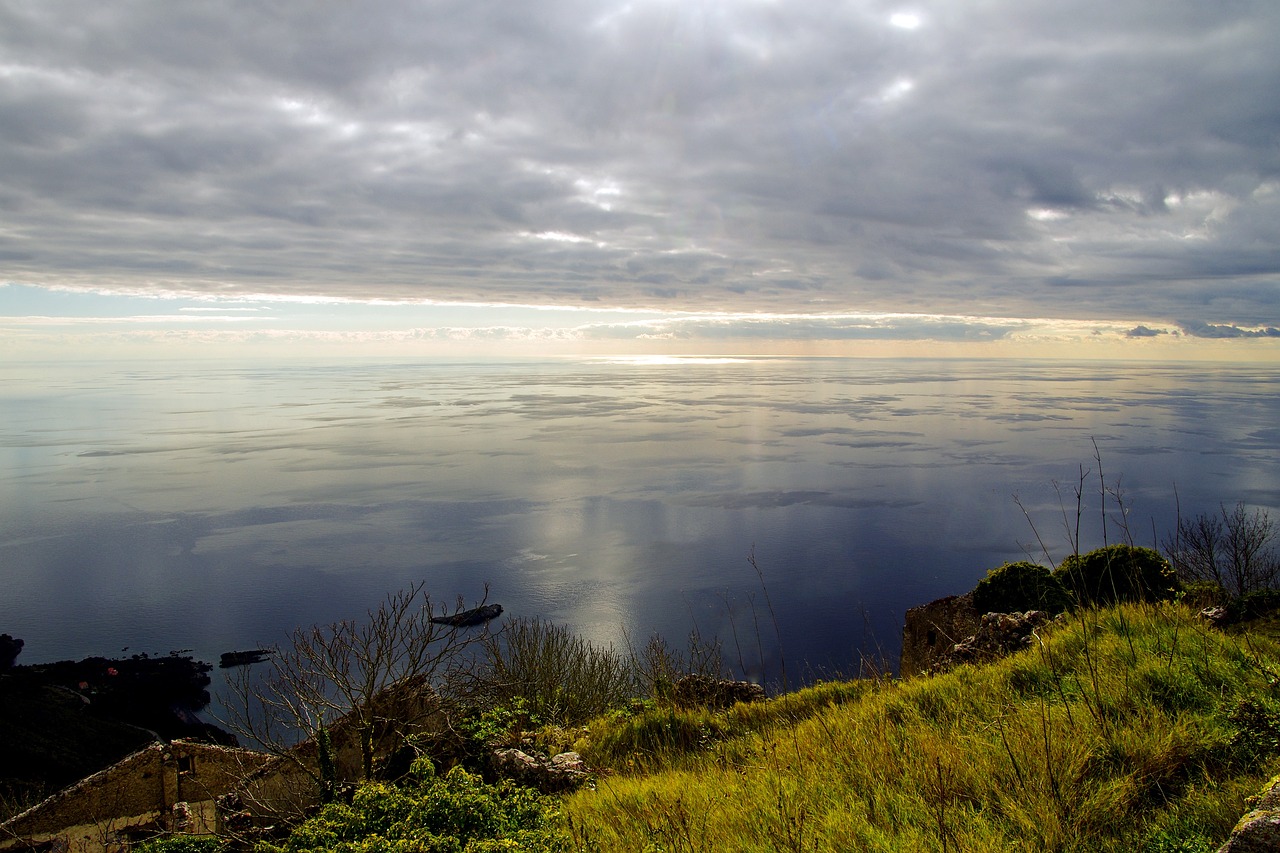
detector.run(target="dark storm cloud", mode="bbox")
[1,0,1279,324]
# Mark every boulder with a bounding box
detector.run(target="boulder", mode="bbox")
[0,634,23,669]
[488,748,591,793]
[1200,606,1230,628]
[929,610,1055,675]
[1218,774,1280,852]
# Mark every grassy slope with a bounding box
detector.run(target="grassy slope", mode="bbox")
[561,603,1280,853]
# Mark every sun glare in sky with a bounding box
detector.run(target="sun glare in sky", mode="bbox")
[889,11,923,30]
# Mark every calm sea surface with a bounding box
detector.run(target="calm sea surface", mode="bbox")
[2,357,1277,689]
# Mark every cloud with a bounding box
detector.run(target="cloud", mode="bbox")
[1126,325,1166,338]
[1178,320,1280,339]
[578,313,1029,342]
[0,1,1278,329]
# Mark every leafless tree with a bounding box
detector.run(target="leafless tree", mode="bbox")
[220,582,494,799]
[1165,502,1280,596]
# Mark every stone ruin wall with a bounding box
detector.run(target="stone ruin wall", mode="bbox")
[899,592,983,678]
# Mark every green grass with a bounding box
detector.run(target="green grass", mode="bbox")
[562,602,1280,852]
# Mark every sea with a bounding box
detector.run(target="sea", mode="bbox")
[2,357,1277,695]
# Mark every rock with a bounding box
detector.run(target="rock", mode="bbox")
[430,604,504,627]
[0,634,23,669]
[1218,811,1280,852]
[900,593,983,678]
[1218,774,1280,852]
[1258,773,1280,811]
[1200,606,1230,628]
[929,610,1054,674]
[672,675,766,709]
[550,751,587,772]
[488,748,591,793]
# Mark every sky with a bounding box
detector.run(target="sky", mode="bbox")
[1,0,1279,360]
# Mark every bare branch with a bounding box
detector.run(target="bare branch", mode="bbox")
[218,582,493,810]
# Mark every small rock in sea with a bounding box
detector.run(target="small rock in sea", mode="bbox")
[429,604,504,627]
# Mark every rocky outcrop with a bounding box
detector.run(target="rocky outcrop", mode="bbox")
[487,749,591,793]
[1217,773,1280,852]
[219,649,273,668]
[900,593,983,678]
[0,634,22,669]
[1200,606,1230,628]
[930,610,1054,673]
[430,604,504,627]
[672,675,766,709]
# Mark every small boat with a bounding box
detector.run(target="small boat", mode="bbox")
[429,604,503,627]
[219,649,273,668]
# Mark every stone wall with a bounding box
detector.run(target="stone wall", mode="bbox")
[899,592,982,678]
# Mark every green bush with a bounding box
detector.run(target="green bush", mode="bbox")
[1224,588,1280,624]
[972,561,1072,615]
[261,760,570,853]
[1178,581,1225,610]
[1227,695,1280,769]
[1056,545,1178,606]
[458,699,540,752]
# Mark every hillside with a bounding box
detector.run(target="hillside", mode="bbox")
[559,602,1280,852]
[237,602,1280,853]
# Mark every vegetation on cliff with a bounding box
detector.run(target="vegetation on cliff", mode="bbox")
[562,602,1280,852]
[123,599,1280,853]
[212,515,1280,852]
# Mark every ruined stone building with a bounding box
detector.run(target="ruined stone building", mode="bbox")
[0,675,445,851]
[0,741,270,853]
[899,592,982,678]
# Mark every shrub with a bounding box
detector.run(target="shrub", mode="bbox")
[458,698,541,752]
[1056,545,1178,606]
[1227,695,1280,769]
[477,618,640,727]
[262,760,570,853]
[972,561,1072,615]
[1224,588,1280,624]
[1177,581,1225,610]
